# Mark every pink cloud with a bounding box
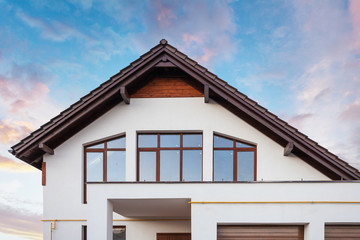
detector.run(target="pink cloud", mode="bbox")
[0,155,36,172]
[120,0,237,64]
[339,98,360,121]
[154,0,177,28]
[0,75,49,114]
[182,33,203,47]
[287,113,313,129]
[0,205,42,240]
[349,0,360,53]
[0,119,33,144]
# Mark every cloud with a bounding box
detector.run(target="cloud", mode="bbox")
[287,113,313,129]
[349,0,360,53]
[91,0,238,65]
[0,155,36,172]
[0,119,33,144]
[287,0,360,169]
[0,205,42,240]
[0,63,62,129]
[16,9,89,42]
[339,98,360,122]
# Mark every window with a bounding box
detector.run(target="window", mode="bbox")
[213,134,256,181]
[137,133,202,182]
[85,136,126,182]
[113,226,126,240]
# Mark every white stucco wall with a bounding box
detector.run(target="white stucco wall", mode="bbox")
[42,97,358,240]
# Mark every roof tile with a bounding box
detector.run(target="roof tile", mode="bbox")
[195,64,207,73]
[185,58,197,66]
[165,45,176,53]
[174,51,187,60]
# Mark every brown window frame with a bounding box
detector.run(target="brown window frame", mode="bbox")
[137,132,203,182]
[213,134,257,181]
[83,134,126,203]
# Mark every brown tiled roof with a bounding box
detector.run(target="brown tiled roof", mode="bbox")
[10,39,360,180]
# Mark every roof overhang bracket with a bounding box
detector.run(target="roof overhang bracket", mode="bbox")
[284,142,294,156]
[39,143,54,155]
[120,87,130,104]
[204,84,210,103]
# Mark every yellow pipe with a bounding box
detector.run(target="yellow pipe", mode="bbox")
[42,218,190,222]
[42,219,87,240]
[113,219,190,221]
[188,201,360,205]
[41,219,87,222]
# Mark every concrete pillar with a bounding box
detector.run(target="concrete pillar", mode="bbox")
[202,129,213,181]
[88,199,113,240]
[191,204,216,240]
[304,221,324,240]
[126,130,136,181]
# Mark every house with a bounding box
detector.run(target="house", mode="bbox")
[11,39,360,240]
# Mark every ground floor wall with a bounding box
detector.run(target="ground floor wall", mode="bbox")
[42,219,190,240]
[43,182,360,240]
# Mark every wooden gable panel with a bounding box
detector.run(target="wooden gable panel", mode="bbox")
[131,77,203,98]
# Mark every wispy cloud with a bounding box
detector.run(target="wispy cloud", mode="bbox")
[287,0,360,169]
[0,119,33,144]
[0,155,36,172]
[0,205,42,240]
[349,0,360,53]
[16,9,89,42]
[88,0,238,65]
[287,113,313,129]
[0,63,62,128]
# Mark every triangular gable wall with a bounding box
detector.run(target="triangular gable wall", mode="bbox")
[10,39,360,180]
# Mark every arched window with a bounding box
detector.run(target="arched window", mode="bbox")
[213,134,256,181]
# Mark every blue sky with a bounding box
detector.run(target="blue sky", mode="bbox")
[0,0,360,239]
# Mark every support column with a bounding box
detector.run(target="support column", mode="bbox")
[88,199,113,240]
[304,221,324,240]
[202,129,213,181]
[126,130,136,181]
[191,204,217,240]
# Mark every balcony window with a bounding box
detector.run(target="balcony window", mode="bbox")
[85,135,126,182]
[137,133,202,182]
[213,134,256,181]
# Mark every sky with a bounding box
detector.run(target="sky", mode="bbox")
[0,0,360,239]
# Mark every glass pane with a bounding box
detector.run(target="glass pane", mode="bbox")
[86,152,103,181]
[214,150,233,181]
[113,227,125,240]
[139,152,156,181]
[138,134,157,148]
[183,150,202,181]
[214,135,233,148]
[107,151,126,181]
[237,151,255,181]
[87,143,104,149]
[160,134,180,148]
[236,141,255,148]
[183,134,202,148]
[108,137,125,148]
[160,150,180,181]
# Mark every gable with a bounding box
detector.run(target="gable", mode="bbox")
[131,77,203,98]
[10,39,360,180]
